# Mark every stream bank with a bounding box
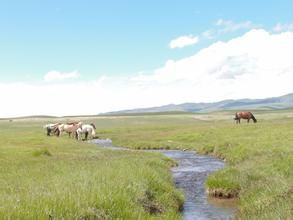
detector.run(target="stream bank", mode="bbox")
[90,139,237,220]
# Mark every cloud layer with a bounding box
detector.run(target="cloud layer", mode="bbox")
[144,29,293,101]
[1,29,293,117]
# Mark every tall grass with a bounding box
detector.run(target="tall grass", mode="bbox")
[0,120,183,219]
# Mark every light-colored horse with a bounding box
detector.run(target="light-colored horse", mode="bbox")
[58,122,83,138]
[43,123,60,136]
[76,123,96,141]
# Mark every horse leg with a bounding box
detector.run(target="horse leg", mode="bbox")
[72,131,76,139]
[85,131,88,141]
[248,119,250,123]
[47,128,51,136]
[58,127,64,137]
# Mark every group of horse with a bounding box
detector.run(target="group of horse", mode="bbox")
[43,112,256,140]
[43,122,96,141]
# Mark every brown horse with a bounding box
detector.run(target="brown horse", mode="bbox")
[234,112,257,124]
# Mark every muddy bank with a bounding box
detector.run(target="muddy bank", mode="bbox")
[90,139,237,220]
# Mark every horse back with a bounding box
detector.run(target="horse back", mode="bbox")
[236,111,254,119]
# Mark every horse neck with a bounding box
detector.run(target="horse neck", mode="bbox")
[250,113,257,122]
[90,123,96,129]
[72,124,82,130]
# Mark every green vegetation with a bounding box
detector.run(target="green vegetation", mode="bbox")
[90,110,292,219]
[0,120,183,219]
[1,109,292,219]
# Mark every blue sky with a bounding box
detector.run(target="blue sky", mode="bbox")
[1,1,293,117]
[1,0,293,82]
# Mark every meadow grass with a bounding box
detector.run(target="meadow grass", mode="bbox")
[1,110,292,219]
[85,110,292,220]
[0,120,183,219]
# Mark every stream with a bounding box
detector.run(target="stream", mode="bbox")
[89,139,237,220]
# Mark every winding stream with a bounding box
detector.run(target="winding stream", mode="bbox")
[90,139,236,220]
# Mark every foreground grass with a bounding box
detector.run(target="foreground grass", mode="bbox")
[87,110,292,220]
[0,121,183,219]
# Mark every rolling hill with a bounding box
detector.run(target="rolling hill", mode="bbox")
[103,93,293,115]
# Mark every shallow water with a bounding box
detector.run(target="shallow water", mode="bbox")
[89,139,236,220]
[160,150,236,220]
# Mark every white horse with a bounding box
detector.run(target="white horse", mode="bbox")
[58,122,83,138]
[76,123,96,141]
[43,123,60,136]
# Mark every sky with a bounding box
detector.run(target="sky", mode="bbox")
[1,0,293,117]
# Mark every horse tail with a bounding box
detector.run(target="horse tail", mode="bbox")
[250,112,257,123]
[91,128,96,137]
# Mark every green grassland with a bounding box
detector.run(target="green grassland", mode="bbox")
[0,120,183,219]
[1,110,293,219]
[90,110,292,220]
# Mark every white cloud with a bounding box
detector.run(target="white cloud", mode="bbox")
[200,19,261,40]
[273,23,293,32]
[169,35,199,49]
[215,19,261,33]
[1,29,293,117]
[201,30,215,39]
[44,70,80,82]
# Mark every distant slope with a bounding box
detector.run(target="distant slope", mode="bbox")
[103,93,293,115]
[0,115,59,120]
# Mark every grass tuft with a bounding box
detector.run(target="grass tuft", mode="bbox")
[206,167,241,198]
[32,148,52,157]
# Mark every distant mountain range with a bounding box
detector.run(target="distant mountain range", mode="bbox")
[103,93,293,115]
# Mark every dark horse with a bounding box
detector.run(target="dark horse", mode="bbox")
[234,112,257,124]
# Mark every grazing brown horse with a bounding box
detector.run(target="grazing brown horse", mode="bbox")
[234,112,257,124]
